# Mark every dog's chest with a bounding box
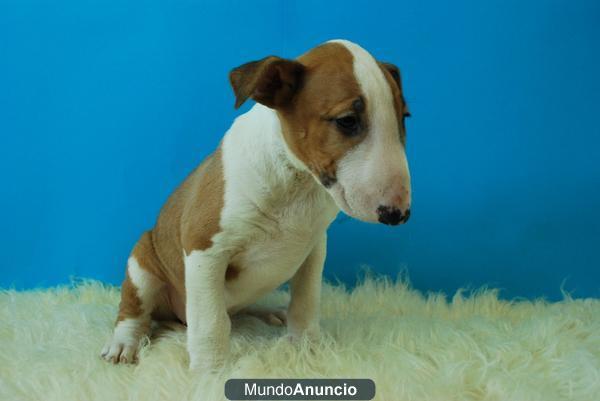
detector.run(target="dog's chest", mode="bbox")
[223,191,337,311]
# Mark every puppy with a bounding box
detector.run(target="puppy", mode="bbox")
[101,39,411,370]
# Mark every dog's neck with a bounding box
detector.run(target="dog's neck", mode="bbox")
[242,104,312,185]
[222,104,338,214]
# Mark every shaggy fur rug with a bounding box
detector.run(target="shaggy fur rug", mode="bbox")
[1,278,599,401]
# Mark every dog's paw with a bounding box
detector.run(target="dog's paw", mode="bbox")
[100,337,139,364]
[243,307,287,326]
[260,309,287,326]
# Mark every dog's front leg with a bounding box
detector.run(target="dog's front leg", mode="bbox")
[287,234,327,339]
[184,249,230,371]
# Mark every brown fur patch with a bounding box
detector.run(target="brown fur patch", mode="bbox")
[114,147,225,322]
[116,231,165,323]
[277,42,366,182]
[148,147,225,293]
[116,271,143,323]
[179,147,225,254]
[132,231,167,281]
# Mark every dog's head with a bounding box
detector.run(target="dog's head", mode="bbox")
[229,40,411,225]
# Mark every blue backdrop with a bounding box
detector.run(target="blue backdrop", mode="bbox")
[1,0,599,300]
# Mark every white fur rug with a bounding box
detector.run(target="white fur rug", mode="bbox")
[1,278,599,401]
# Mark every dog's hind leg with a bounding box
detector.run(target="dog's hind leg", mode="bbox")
[101,231,166,364]
[238,306,287,326]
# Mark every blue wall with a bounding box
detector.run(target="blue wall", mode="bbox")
[1,0,599,300]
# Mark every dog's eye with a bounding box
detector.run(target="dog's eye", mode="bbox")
[335,115,359,135]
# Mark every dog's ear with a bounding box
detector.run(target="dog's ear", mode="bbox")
[229,56,305,109]
[380,62,403,91]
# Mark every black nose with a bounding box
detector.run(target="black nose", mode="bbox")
[377,206,411,225]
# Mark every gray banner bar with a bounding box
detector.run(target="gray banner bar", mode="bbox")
[225,379,375,400]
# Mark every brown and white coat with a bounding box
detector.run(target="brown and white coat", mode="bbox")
[101,40,412,370]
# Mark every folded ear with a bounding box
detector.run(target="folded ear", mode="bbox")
[380,62,403,91]
[229,56,305,109]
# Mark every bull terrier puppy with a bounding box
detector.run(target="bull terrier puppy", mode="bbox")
[101,39,411,370]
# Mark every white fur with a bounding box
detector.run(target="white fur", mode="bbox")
[100,318,143,363]
[107,318,140,348]
[5,280,600,401]
[182,104,338,369]
[184,249,231,370]
[287,233,327,339]
[182,39,412,369]
[218,104,338,313]
[127,256,163,314]
[328,40,411,221]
